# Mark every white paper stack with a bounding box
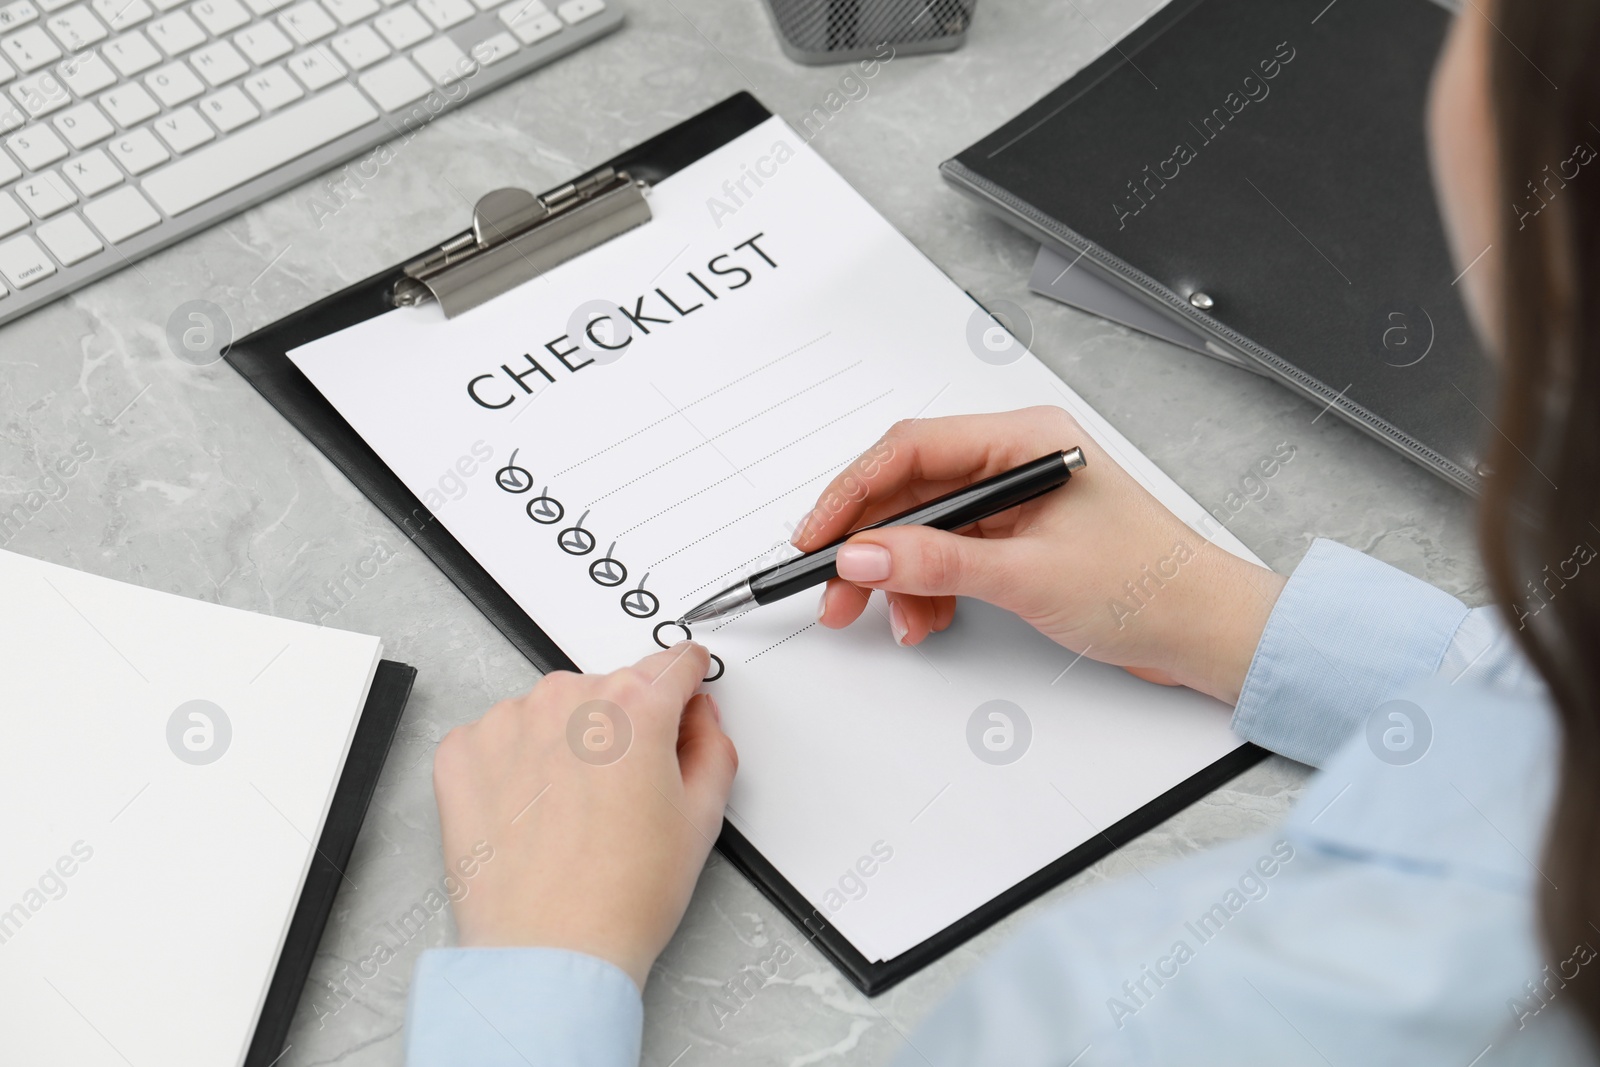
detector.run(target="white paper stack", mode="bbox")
[0,548,382,1066]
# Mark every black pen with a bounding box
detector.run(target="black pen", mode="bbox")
[677,448,1087,625]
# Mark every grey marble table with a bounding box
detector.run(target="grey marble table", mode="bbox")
[0,0,1484,1063]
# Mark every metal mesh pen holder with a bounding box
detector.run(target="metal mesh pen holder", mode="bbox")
[760,0,976,64]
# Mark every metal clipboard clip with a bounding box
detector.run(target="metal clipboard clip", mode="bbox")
[390,165,652,318]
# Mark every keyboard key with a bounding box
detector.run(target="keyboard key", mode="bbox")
[91,0,151,29]
[146,8,201,52]
[105,123,164,170]
[497,0,556,45]
[357,53,424,110]
[241,0,291,15]
[102,30,159,74]
[82,183,158,241]
[189,39,246,84]
[0,1,40,31]
[0,233,55,286]
[555,0,600,20]
[52,100,112,146]
[57,48,115,93]
[147,0,184,11]
[415,0,468,28]
[330,23,385,68]
[496,0,540,22]
[60,145,120,193]
[37,208,99,262]
[322,0,375,23]
[190,0,247,34]
[2,25,62,70]
[98,80,157,123]
[232,20,290,62]
[6,120,66,165]
[14,168,74,215]
[142,81,375,214]
[411,34,469,84]
[277,0,332,42]
[0,54,12,83]
[45,4,107,49]
[10,69,70,116]
[373,3,426,48]
[197,83,254,129]
[143,58,201,103]
[0,189,27,234]
[0,96,24,131]
[285,43,341,88]
[470,29,514,64]
[242,62,299,108]
[150,102,210,150]
[0,145,17,178]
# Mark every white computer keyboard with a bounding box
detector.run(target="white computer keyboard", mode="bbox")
[0,0,620,324]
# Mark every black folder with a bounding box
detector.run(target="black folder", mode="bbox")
[226,92,1264,996]
[942,0,1497,494]
[246,658,414,1066]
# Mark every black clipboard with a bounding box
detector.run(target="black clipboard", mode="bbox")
[226,91,1265,996]
[246,658,414,1066]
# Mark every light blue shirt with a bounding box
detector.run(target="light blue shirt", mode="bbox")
[405,540,1591,1065]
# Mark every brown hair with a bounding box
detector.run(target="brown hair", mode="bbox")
[1482,0,1600,1035]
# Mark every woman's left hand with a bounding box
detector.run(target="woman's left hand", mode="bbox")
[431,642,736,990]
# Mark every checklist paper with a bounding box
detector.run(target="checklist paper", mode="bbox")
[288,116,1259,964]
[0,549,381,1066]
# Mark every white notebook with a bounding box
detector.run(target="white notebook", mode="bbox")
[0,549,382,1066]
[288,115,1260,965]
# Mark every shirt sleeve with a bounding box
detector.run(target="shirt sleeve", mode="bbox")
[1230,538,1471,767]
[405,947,642,1067]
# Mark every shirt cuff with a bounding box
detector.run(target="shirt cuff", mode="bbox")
[405,947,643,1067]
[1231,538,1470,767]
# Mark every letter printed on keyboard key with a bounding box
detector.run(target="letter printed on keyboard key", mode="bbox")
[151,103,212,151]
[15,169,75,216]
[97,80,158,123]
[57,49,116,93]
[143,58,202,104]
[92,0,152,30]
[61,145,120,193]
[106,124,167,171]
[286,44,342,89]
[197,84,255,130]
[52,100,112,146]
[7,121,67,165]
[190,0,248,33]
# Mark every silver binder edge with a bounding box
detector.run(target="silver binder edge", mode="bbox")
[392,166,652,318]
[938,158,1481,496]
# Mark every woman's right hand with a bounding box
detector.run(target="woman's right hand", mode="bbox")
[793,407,1286,705]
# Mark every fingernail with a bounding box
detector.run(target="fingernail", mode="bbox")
[708,694,721,726]
[816,586,829,622]
[791,511,814,545]
[836,543,891,582]
[889,601,909,646]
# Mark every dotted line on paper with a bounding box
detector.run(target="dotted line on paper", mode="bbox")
[616,390,893,536]
[686,540,793,597]
[745,623,816,663]
[554,332,833,476]
[650,458,851,569]
[587,361,864,506]
[708,609,755,632]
